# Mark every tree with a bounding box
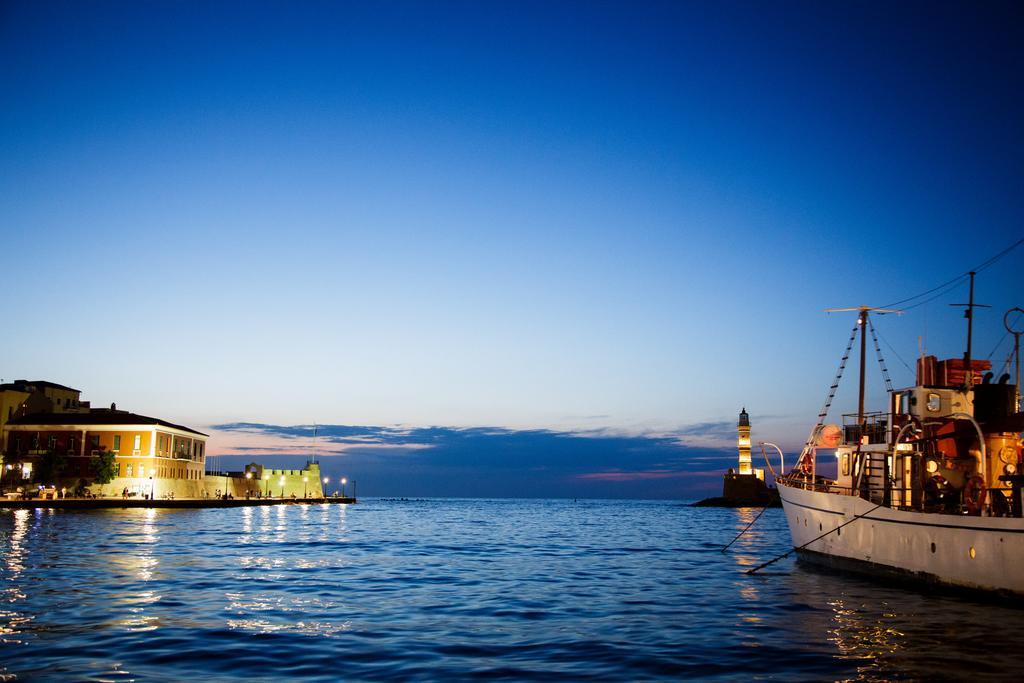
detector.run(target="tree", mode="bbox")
[92,448,117,495]
[34,449,67,484]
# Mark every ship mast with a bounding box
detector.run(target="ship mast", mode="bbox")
[824,306,899,499]
[825,306,899,426]
[857,308,868,426]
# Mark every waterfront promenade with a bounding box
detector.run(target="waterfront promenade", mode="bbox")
[0,496,357,510]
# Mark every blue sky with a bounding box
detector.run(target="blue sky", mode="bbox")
[2,1,1021,497]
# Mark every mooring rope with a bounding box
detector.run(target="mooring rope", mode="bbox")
[745,502,883,574]
[720,504,772,553]
[718,442,790,552]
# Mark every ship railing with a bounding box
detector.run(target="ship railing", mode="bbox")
[841,411,889,445]
[780,473,1018,514]
[777,472,853,495]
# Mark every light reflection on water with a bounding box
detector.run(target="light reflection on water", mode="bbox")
[0,499,1022,681]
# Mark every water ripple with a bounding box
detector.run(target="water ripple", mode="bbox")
[2,499,1024,680]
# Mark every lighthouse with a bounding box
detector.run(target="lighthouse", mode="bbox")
[737,407,752,475]
[695,406,778,507]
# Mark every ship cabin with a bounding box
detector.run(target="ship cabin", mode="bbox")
[823,355,1022,518]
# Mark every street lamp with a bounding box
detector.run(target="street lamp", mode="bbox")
[341,477,347,498]
[303,476,308,499]
[149,476,154,500]
[245,471,252,498]
[264,473,270,497]
[323,476,329,499]
[279,476,285,498]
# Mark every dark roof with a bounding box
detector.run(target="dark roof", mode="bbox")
[6,410,207,437]
[0,379,80,393]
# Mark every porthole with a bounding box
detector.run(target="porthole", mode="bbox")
[819,522,823,531]
[930,542,936,553]
[969,546,976,559]
[804,518,808,527]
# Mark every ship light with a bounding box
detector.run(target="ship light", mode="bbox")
[926,460,939,474]
[895,443,913,452]
[1006,463,1018,475]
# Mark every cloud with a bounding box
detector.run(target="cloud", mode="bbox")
[206,421,744,500]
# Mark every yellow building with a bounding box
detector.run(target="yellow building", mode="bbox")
[1,379,87,476]
[0,379,86,418]
[3,408,208,497]
[0,386,30,438]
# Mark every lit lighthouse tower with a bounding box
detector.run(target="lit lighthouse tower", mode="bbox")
[705,405,776,506]
[737,407,752,475]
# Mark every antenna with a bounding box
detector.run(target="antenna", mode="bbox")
[949,271,990,387]
[825,306,902,315]
[1005,307,1024,413]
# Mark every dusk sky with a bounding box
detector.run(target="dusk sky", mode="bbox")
[3,1,1021,498]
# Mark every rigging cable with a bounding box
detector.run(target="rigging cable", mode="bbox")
[986,328,1011,360]
[880,235,1024,310]
[996,347,1015,378]
[868,318,895,393]
[872,321,914,374]
[798,321,859,466]
[899,278,968,312]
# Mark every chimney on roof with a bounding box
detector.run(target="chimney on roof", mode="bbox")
[111,402,116,411]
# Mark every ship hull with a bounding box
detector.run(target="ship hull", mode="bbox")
[778,483,1024,596]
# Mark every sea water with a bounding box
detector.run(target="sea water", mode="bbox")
[1,499,1022,681]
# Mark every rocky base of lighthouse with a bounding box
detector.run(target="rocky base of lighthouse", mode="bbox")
[693,471,781,507]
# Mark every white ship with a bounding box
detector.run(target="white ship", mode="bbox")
[775,281,1024,596]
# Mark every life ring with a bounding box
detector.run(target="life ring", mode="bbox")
[964,474,987,516]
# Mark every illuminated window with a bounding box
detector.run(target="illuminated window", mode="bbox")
[134,434,141,451]
[127,464,133,477]
[138,465,145,478]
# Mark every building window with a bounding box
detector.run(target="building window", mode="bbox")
[113,435,121,452]
[90,435,100,450]
[48,436,57,450]
[138,465,145,478]
[112,463,120,477]
[134,434,141,451]
[127,464,133,477]
[31,434,39,449]
[69,437,76,453]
